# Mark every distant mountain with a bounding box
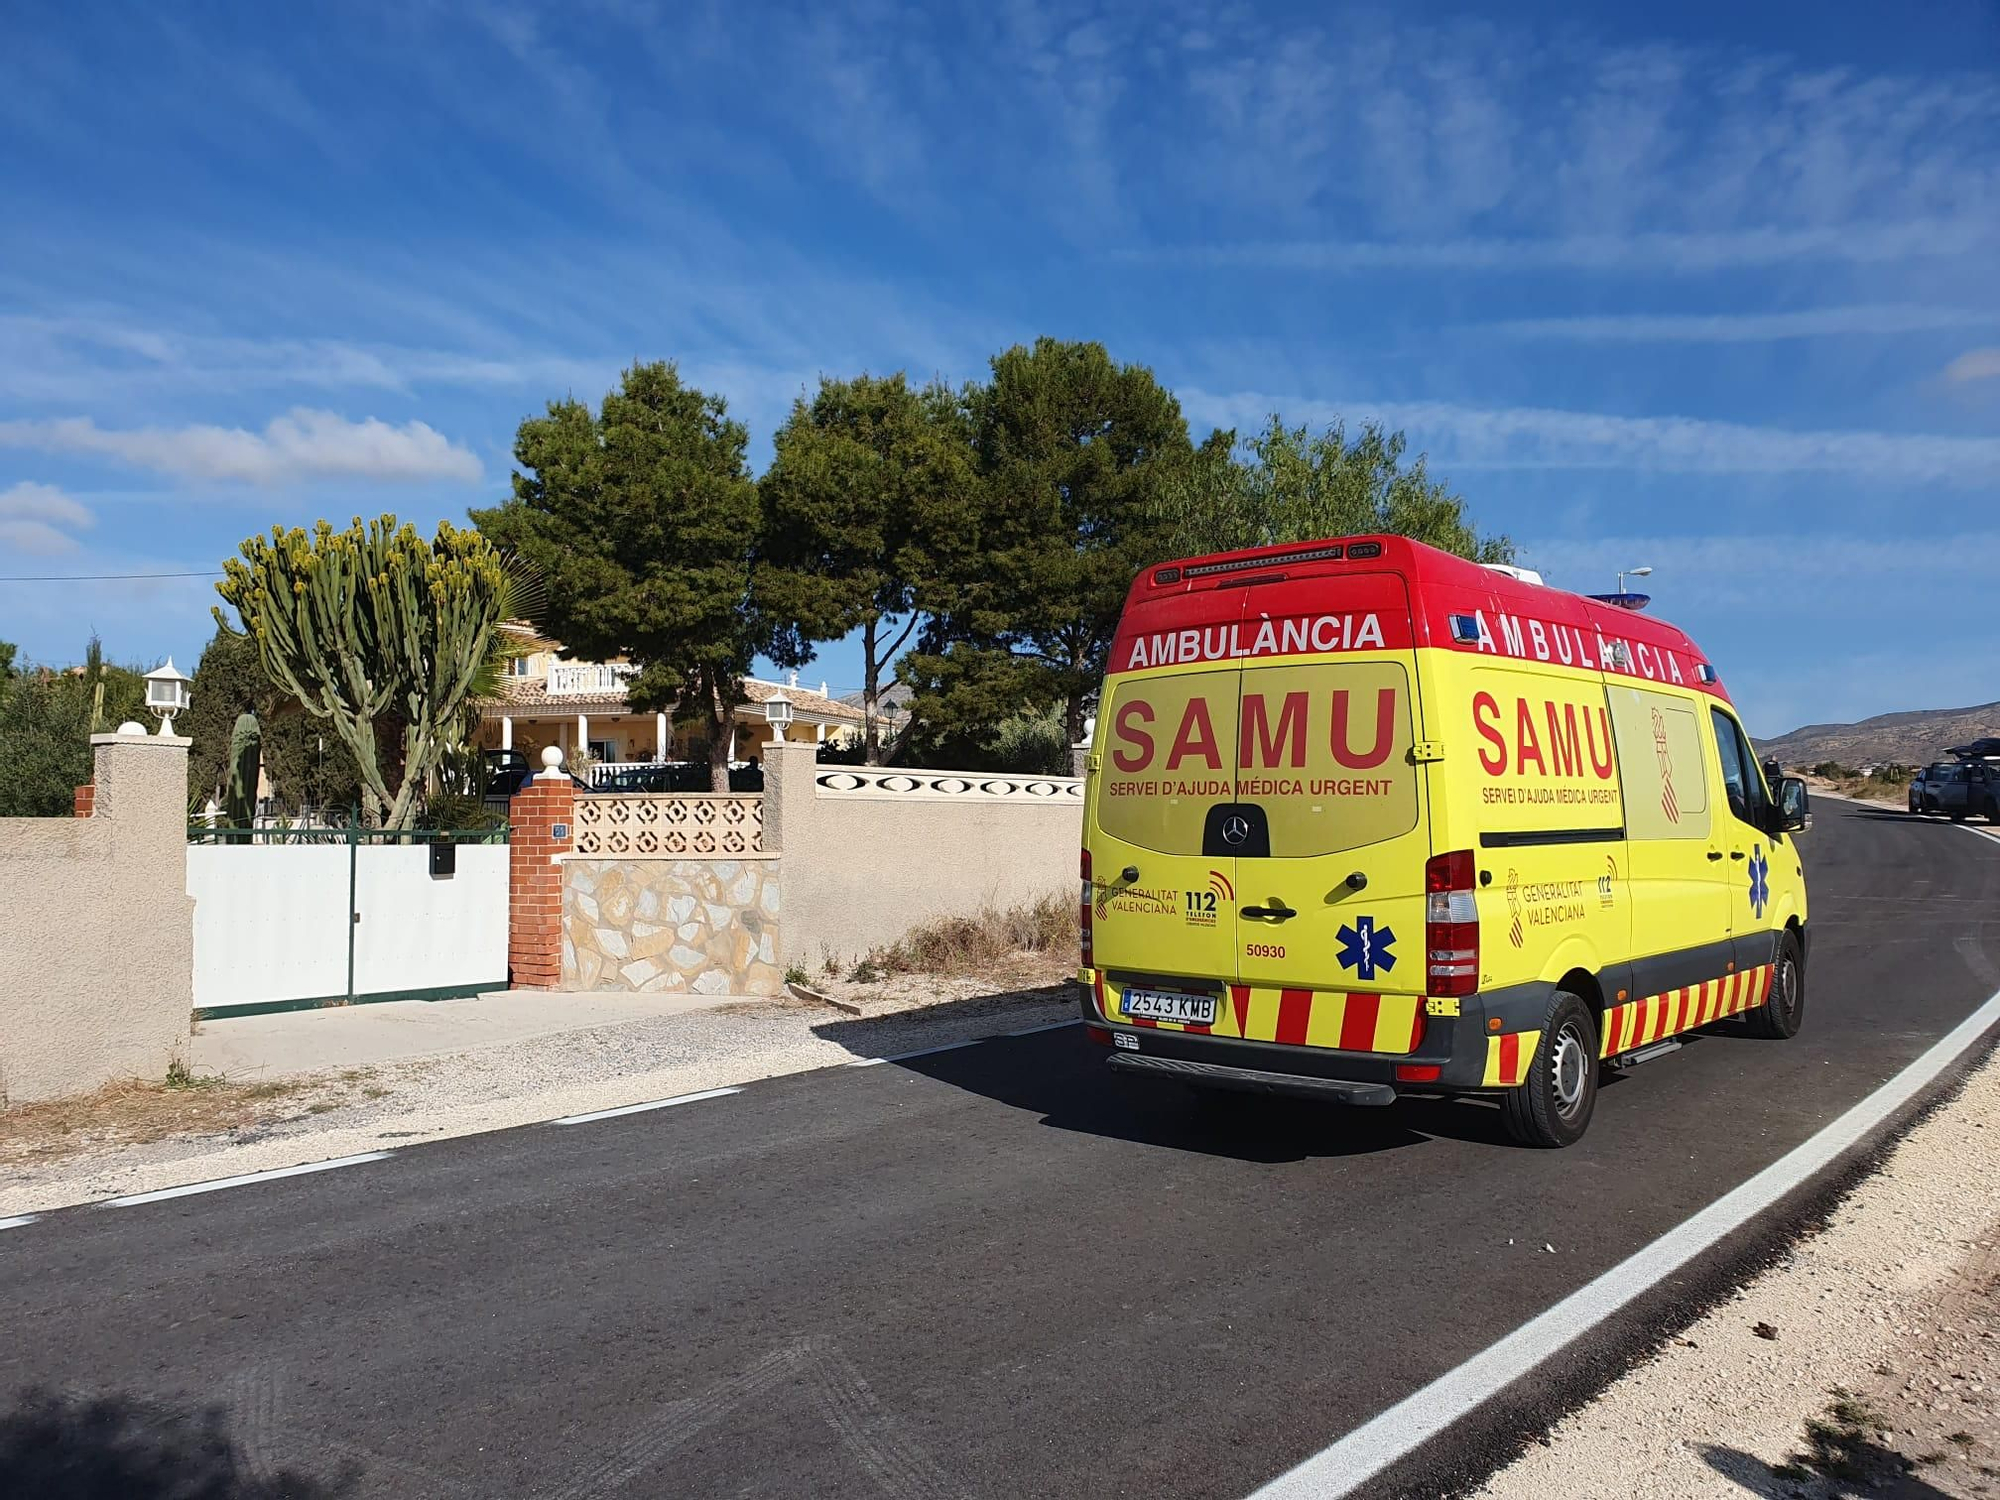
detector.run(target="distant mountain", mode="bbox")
[836,681,913,716]
[1756,703,2000,770]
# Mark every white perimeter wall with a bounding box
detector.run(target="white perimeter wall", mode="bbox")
[188,844,508,1014]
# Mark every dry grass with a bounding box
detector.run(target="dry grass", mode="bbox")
[849,891,1076,981]
[0,1074,326,1167]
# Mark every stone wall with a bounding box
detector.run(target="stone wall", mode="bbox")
[0,732,194,1104]
[563,858,782,996]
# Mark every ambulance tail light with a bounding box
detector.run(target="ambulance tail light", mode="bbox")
[1426,850,1480,997]
[1080,847,1094,969]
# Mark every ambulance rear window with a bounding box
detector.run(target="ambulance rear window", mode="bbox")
[1094,660,1418,857]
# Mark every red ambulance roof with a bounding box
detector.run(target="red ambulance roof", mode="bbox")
[1108,534,1727,701]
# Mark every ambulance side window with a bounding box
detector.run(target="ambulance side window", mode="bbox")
[1709,708,1770,829]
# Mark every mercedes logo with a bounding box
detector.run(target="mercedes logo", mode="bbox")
[1221,815,1250,846]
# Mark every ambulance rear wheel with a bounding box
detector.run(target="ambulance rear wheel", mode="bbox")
[1500,992,1598,1149]
[1744,932,1806,1040]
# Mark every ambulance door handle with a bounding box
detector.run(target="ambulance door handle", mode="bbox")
[1707,851,1724,861]
[1729,850,1746,860]
[1242,903,1297,921]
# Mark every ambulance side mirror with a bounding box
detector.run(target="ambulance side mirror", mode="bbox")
[1775,777,1811,833]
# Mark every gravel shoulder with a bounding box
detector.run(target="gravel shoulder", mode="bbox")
[0,973,1076,1218]
[1474,1043,2000,1500]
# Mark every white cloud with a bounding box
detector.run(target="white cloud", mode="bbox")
[1516,532,2000,604]
[1146,16,2000,266]
[0,408,482,485]
[1475,305,2000,343]
[1138,220,1996,274]
[0,480,93,556]
[1178,389,2000,483]
[0,315,609,403]
[1944,348,2000,383]
[1513,532,2000,734]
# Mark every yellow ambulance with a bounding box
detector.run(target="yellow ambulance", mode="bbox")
[1079,535,1811,1146]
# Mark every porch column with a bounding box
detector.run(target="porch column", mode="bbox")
[577,712,588,755]
[815,722,827,743]
[500,715,513,751]
[655,711,668,761]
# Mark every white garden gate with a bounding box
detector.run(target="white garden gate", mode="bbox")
[186,828,508,1019]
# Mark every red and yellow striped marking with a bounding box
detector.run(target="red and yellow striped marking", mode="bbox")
[1098,975,1425,1056]
[1599,963,1773,1058]
[1482,1029,1542,1086]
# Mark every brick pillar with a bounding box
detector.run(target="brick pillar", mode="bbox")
[508,768,576,990]
[74,783,95,817]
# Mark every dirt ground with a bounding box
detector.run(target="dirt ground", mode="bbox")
[0,947,1076,1184]
[1477,1048,2000,1500]
[0,1070,367,1169]
[791,948,1074,1017]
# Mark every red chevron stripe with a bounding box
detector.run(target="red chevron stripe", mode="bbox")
[1339,993,1380,1051]
[1275,989,1312,1046]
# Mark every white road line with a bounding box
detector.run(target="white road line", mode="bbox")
[101,1152,394,1209]
[1250,983,2000,1500]
[849,1020,1080,1068]
[0,1215,38,1231]
[553,1087,741,1125]
[859,1038,990,1066]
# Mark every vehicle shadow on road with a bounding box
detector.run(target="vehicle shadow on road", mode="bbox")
[0,1385,358,1499]
[1700,1441,1956,1498]
[813,996,1516,1161]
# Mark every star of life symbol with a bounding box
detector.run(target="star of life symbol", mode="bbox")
[1748,846,1770,918]
[1336,916,1397,981]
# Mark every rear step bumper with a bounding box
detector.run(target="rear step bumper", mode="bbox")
[1108,1052,1398,1106]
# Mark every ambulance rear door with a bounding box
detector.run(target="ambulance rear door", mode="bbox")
[1090,587,1249,1026]
[1228,572,1433,1054]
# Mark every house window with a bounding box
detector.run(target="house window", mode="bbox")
[506,657,532,677]
[589,739,619,765]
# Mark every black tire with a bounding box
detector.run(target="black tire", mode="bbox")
[1951,809,1969,823]
[1500,991,1599,1148]
[1987,800,2000,825]
[1744,932,1806,1040]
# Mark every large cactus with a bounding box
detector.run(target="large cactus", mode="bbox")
[215,517,509,830]
[224,711,261,830]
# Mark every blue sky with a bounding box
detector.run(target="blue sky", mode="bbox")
[3,0,1997,737]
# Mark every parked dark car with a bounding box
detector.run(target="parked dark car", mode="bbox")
[1909,763,1951,814]
[483,747,530,777]
[588,760,765,794]
[595,763,680,792]
[1930,760,2000,823]
[481,764,590,810]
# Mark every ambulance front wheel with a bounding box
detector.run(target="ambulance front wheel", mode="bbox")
[1744,932,1806,1041]
[1500,991,1599,1149]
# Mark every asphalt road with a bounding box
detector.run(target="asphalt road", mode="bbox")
[5,801,1999,1500]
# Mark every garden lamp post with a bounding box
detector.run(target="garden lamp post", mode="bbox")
[144,657,192,735]
[764,693,793,745]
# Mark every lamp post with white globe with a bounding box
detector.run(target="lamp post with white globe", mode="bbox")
[143,658,192,736]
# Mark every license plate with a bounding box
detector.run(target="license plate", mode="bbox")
[1122,987,1217,1025]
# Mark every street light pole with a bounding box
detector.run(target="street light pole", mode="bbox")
[1617,564,1654,594]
